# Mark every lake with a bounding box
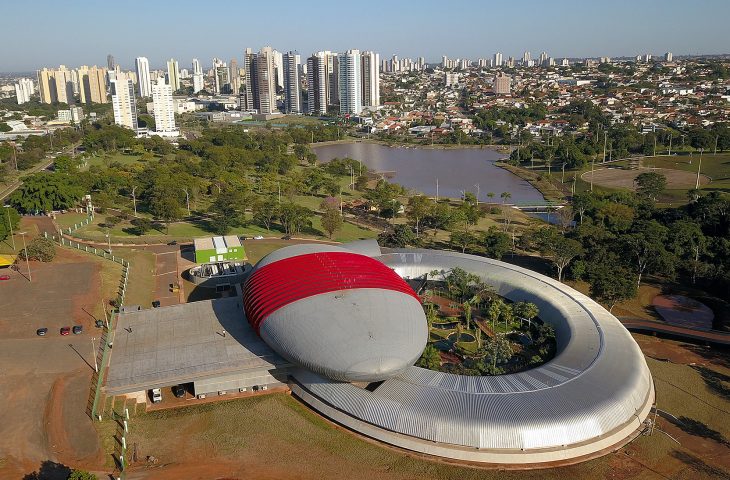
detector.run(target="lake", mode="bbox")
[312,143,545,204]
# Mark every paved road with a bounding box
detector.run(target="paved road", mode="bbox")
[620,316,730,346]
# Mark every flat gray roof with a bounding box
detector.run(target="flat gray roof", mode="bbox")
[105,297,289,394]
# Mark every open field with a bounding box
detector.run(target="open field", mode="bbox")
[86,334,730,480]
[581,166,710,191]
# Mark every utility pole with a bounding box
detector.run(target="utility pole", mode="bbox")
[603,131,607,163]
[131,186,137,216]
[714,136,718,155]
[435,178,439,202]
[696,148,704,190]
[474,184,480,205]
[668,134,672,156]
[561,163,566,183]
[653,135,657,157]
[4,206,15,251]
[590,156,595,192]
[102,298,109,328]
[277,182,281,204]
[105,233,111,255]
[19,232,31,282]
[182,188,191,216]
[91,337,98,373]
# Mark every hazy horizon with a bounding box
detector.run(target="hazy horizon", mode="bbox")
[1,0,729,71]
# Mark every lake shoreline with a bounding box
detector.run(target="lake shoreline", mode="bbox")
[311,138,512,154]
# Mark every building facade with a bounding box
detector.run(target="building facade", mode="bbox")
[166,58,180,91]
[338,49,362,115]
[110,73,138,131]
[361,51,380,108]
[282,51,301,114]
[151,77,178,136]
[135,57,152,97]
[78,65,108,104]
[14,78,34,104]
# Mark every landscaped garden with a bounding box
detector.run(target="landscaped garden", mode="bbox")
[415,267,556,376]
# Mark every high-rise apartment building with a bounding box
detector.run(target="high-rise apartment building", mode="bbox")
[494,52,503,67]
[192,58,204,93]
[229,58,240,94]
[360,51,380,108]
[14,78,35,104]
[78,65,108,104]
[244,47,277,114]
[151,77,178,136]
[166,58,180,91]
[212,58,230,94]
[523,51,531,64]
[110,72,138,131]
[306,52,328,115]
[135,57,152,97]
[273,50,284,91]
[54,65,75,104]
[338,49,362,115]
[665,52,673,62]
[282,52,301,114]
[107,54,116,70]
[493,72,511,95]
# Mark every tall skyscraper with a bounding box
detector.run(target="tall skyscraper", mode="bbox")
[151,77,178,136]
[135,57,152,97]
[665,52,673,62]
[494,52,503,67]
[14,78,35,104]
[273,49,284,91]
[107,54,116,70]
[338,49,362,115]
[192,58,204,93]
[361,51,380,108]
[110,72,138,131]
[212,58,229,94]
[523,51,531,64]
[166,58,180,91]
[306,52,328,115]
[244,47,277,114]
[78,65,108,104]
[282,51,301,114]
[229,58,240,94]
[37,68,55,103]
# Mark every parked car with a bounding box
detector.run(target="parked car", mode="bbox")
[72,325,83,335]
[60,327,71,336]
[36,328,48,336]
[167,240,177,246]
[152,300,161,308]
[151,388,162,403]
[0,274,10,281]
[282,235,292,240]
[253,235,264,240]
[95,319,105,328]
[172,384,185,398]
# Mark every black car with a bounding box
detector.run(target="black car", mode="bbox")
[167,240,178,246]
[36,328,48,336]
[172,384,185,398]
[282,235,292,240]
[152,300,161,308]
[72,325,83,335]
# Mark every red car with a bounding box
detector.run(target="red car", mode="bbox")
[0,275,10,281]
[60,327,71,336]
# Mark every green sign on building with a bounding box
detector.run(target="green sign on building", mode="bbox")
[193,235,246,264]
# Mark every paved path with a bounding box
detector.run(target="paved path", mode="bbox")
[620,316,730,346]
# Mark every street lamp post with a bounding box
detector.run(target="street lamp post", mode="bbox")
[696,148,704,190]
[561,163,566,184]
[182,188,191,217]
[131,186,137,217]
[3,205,15,251]
[19,232,31,282]
[105,233,111,255]
[91,337,98,373]
[474,184,480,205]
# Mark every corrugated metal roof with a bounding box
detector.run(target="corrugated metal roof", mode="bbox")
[291,249,653,451]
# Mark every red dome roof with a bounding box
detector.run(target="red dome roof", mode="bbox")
[243,251,419,334]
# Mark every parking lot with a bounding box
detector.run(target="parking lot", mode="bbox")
[0,245,106,478]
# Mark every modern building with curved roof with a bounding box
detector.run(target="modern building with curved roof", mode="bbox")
[243,242,654,465]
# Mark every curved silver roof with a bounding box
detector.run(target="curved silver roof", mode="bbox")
[291,249,654,457]
[249,243,429,383]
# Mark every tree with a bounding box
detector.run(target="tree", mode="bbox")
[130,217,153,235]
[9,173,84,213]
[251,197,279,231]
[278,202,312,235]
[406,195,432,238]
[450,230,478,253]
[68,469,98,480]
[533,227,583,281]
[670,220,709,284]
[21,236,56,262]
[320,203,343,239]
[0,206,20,242]
[588,263,637,311]
[623,220,674,286]
[378,224,417,248]
[209,188,248,235]
[500,191,512,204]
[634,172,667,201]
[483,226,511,259]
[416,344,441,370]
[514,301,539,328]
[149,194,181,234]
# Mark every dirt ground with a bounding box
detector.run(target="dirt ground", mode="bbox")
[581,166,710,190]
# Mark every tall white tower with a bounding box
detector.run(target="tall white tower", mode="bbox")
[338,49,362,115]
[361,51,380,108]
[135,57,152,97]
[151,77,178,136]
[166,58,180,91]
[282,52,301,114]
[110,72,138,131]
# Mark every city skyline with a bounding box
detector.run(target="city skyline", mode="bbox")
[2,0,729,72]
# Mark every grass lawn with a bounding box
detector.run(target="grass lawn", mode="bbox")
[54,211,92,229]
[113,247,156,307]
[267,115,325,126]
[81,152,146,169]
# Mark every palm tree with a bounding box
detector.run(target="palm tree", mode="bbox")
[462,301,472,331]
[500,192,511,205]
[487,192,495,203]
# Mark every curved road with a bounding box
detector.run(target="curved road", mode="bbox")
[619,316,730,346]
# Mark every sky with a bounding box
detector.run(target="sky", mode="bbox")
[1,0,728,72]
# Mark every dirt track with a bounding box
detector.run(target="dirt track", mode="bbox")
[581,167,711,190]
